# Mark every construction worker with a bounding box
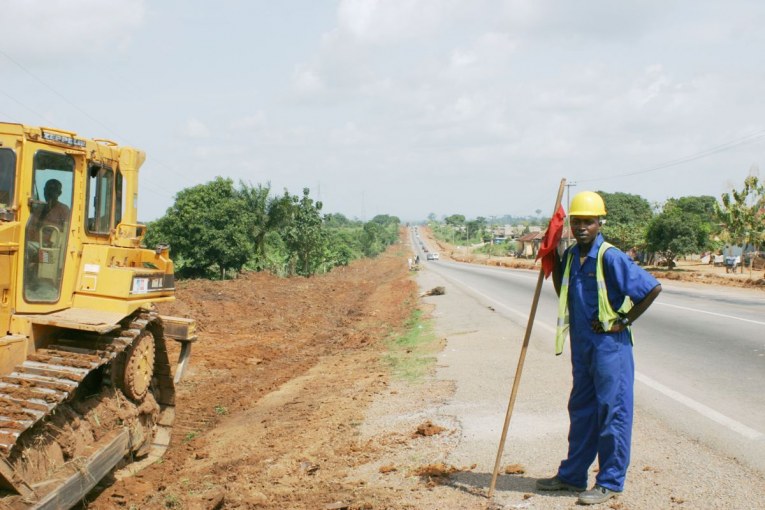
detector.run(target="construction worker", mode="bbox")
[536,191,661,505]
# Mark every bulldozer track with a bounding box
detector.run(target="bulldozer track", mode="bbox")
[0,310,173,458]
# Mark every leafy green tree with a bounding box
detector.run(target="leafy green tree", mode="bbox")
[258,230,290,276]
[325,228,362,267]
[358,214,400,257]
[144,177,253,279]
[715,175,765,274]
[670,195,718,221]
[645,203,709,269]
[360,220,386,257]
[466,217,487,243]
[598,191,653,250]
[324,212,359,228]
[444,214,465,227]
[370,214,400,246]
[239,182,272,270]
[282,188,326,276]
[598,191,653,225]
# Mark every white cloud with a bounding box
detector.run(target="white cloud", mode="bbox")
[337,0,465,44]
[181,118,210,139]
[329,121,373,146]
[230,112,267,131]
[496,0,667,42]
[293,64,324,95]
[0,0,145,63]
[627,65,671,108]
[450,49,476,68]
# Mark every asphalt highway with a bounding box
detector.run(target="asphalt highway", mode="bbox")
[410,230,765,475]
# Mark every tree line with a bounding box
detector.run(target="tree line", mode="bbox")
[143,177,400,279]
[429,175,765,271]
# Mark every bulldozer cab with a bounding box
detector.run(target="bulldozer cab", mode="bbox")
[23,153,74,303]
[0,121,187,328]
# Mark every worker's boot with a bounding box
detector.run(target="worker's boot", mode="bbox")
[535,476,586,492]
[577,485,619,505]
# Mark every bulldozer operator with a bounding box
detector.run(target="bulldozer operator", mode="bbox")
[25,178,71,292]
[28,178,70,243]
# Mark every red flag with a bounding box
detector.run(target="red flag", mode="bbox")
[536,204,566,279]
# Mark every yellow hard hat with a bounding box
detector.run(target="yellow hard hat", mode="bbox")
[569,191,606,216]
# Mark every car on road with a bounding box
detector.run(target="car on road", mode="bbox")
[426,252,439,261]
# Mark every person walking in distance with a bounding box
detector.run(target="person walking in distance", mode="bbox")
[536,191,662,505]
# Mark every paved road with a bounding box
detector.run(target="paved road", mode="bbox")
[409,229,765,477]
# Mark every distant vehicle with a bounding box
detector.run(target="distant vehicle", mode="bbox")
[427,252,439,261]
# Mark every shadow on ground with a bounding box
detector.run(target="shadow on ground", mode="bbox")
[426,471,582,504]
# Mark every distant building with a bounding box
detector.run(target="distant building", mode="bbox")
[517,226,574,258]
[516,231,545,258]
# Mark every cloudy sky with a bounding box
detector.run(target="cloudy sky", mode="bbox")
[1,0,763,222]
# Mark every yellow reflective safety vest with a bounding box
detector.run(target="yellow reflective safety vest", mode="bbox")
[555,242,633,355]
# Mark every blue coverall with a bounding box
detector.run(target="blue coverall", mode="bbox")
[556,234,660,491]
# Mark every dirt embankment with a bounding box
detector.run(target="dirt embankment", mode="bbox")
[87,249,425,509]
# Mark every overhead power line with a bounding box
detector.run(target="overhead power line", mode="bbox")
[578,129,765,184]
[0,88,56,125]
[0,49,116,136]
[0,49,194,195]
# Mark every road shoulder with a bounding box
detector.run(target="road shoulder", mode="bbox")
[361,261,765,509]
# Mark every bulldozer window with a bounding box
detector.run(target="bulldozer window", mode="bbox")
[115,170,124,226]
[86,165,114,235]
[0,148,16,208]
[23,151,74,303]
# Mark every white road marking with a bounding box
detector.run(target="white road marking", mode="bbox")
[635,373,763,439]
[656,301,765,326]
[426,266,764,441]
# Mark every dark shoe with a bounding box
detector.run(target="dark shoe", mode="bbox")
[536,476,586,492]
[577,485,619,505]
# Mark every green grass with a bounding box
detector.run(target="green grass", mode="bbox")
[383,308,439,381]
[163,493,181,508]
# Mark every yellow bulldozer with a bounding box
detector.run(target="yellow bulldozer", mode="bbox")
[0,122,196,508]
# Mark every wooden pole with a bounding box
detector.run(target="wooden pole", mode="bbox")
[487,178,567,499]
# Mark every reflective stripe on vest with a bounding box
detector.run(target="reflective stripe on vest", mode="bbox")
[554,242,633,355]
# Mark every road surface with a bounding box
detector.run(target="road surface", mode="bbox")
[408,228,765,508]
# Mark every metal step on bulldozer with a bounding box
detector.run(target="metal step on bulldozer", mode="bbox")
[0,122,196,509]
